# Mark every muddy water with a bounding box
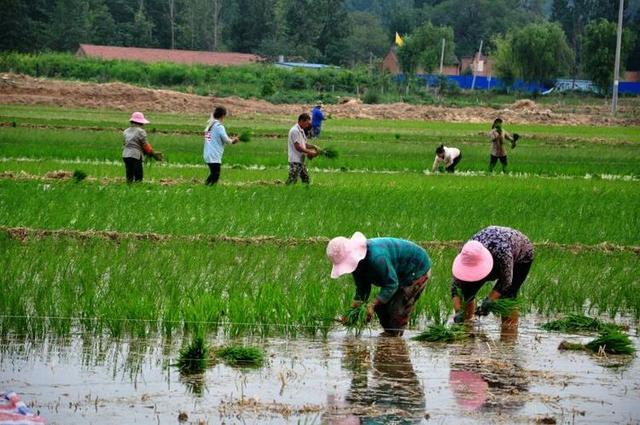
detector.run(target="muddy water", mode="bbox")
[1,318,639,425]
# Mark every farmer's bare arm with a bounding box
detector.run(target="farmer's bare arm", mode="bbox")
[432,157,440,172]
[294,142,318,157]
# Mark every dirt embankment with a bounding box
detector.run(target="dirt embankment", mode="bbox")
[1,73,637,126]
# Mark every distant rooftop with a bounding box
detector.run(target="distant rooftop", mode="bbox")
[76,44,263,66]
[274,61,338,70]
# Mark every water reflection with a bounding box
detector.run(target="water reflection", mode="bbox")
[328,337,426,424]
[449,332,529,414]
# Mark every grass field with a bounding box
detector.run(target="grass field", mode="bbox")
[0,104,638,338]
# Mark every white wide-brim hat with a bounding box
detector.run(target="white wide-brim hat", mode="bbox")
[326,232,367,279]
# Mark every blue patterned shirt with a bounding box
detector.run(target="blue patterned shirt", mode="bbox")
[451,226,534,299]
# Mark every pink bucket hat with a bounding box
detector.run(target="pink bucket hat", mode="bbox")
[452,240,493,282]
[129,111,150,124]
[326,232,367,279]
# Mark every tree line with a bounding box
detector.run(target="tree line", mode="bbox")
[0,0,638,87]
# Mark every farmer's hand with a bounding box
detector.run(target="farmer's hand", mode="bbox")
[453,310,465,324]
[307,149,319,159]
[475,298,492,317]
[231,136,240,144]
[366,303,375,322]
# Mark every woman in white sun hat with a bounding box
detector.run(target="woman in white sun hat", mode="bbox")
[327,232,432,337]
[451,226,534,334]
[122,111,162,182]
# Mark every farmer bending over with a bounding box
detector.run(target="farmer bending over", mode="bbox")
[122,112,161,183]
[488,118,517,173]
[286,113,319,184]
[451,226,534,336]
[432,144,462,173]
[327,232,432,337]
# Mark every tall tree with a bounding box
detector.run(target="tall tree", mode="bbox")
[49,0,91,51]
[582,19,636,93]
[510,21,574,84]
[342,11,389,65]
[397,21,456,74]
[131,0,155,47]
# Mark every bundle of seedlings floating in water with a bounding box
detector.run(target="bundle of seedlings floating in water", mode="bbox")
[72,170,87,182]
[412,324,468,343]
[213,346,265,367]
[342,303,369,336]
[541,314,624,333]
[317,147,339,159]
[558,329,635,355]
[238,130,252,142]
[176,335,208,373]
[485,298,521,317]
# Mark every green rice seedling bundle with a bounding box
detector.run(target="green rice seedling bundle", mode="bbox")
[585,329,635,355]
[214,346,264,367]
[72,169,87,182]
[176,335,208,373]
[541,314,624,333]
[486,298,521,317]
[558,329,635,355]
[342,304,369,336]
[412,324,468,343]
[238,130,252,143]
[318,147,339,159]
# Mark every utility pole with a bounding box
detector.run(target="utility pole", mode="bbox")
[439,38,445,74]
[611,0,624,115]
[471,40,483,90]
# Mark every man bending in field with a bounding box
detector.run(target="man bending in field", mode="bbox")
[286,113,319,184]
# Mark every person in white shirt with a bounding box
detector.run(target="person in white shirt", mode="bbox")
[286,113,319,184]
[432,144,462,173]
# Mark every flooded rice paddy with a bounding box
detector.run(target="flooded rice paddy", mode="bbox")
[1,317,638,425]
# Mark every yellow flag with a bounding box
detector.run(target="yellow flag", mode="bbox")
[395,32,404,47]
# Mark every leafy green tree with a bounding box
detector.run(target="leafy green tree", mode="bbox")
[341,11,389,65]
[397,21,455,74]
[582,19,636,94]
[510,21,574,84]
[130,1,155,47]
[227,0,276,53]
[492,33,516,89]
[49,0,91,50]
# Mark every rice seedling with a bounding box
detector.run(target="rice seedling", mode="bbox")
[585,330,635,355]
[342,304,369,336]
[541,314,624,333]
[412,324,468,343]
[559,329,635,355]
[72,169,87,182]
[213,346,264,367]
[238,130,252,143]
[485,298,521,317]
[176,335,208,373]
[317,146,339,159]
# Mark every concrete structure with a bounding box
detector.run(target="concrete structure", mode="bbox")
[76,44,262,66]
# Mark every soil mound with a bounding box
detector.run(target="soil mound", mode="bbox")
[0,73,637,126]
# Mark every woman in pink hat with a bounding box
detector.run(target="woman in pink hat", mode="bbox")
[327,232,432,337]
[451,226,534,332]
[122,111,161,182]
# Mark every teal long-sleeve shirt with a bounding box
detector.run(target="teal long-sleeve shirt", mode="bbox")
[352,238,432,304]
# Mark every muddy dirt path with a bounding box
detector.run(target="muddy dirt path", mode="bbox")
[2,73,638,126]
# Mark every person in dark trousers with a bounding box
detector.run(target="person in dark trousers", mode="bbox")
[203,106,239,185]
[122,111,161,183]
[432,144,462,173]
[450,226,534,337]
[310,101,326,138]
[286,113,318,184]
[327,232,432,337]
[488,117,517,173]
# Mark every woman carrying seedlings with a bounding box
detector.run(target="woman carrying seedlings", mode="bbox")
[327,232,432,337]
[488,118,518,173]
[451,226,534,333]
[203,106,239,185]
[122,111,162,182]
[432,144,462,173]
